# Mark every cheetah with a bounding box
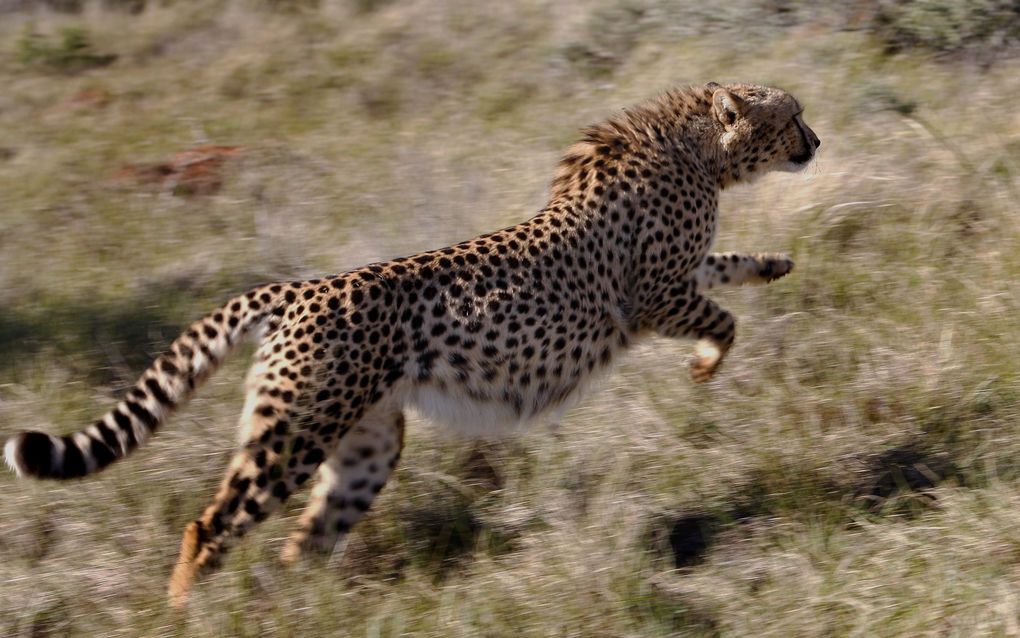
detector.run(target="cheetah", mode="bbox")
[4,82,819,607]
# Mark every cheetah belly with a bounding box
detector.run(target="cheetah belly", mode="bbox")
[409,385,537,438]
[406,360,615,438]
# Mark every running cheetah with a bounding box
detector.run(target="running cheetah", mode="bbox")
[4,82,819,606]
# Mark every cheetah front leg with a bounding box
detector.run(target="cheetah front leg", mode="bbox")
[695,252,794,292]
[281,408,405,565]
[643,282,736,383]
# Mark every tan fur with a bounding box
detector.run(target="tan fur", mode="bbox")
[169,521,205,609]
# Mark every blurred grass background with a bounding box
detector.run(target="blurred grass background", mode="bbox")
[0,1,1019,636]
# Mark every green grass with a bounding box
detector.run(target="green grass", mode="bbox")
[1,1,1019,636]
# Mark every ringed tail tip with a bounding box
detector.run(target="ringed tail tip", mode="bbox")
[5,432,30,478]
[5,431,65,480]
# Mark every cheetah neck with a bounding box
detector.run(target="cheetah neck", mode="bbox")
[543,88,736,329]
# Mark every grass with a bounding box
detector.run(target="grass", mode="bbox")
[1,0,1019,636]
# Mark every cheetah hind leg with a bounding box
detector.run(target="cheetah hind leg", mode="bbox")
[168,381,345,608]
[281,407,405,565]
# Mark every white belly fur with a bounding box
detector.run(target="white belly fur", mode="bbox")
[404,361,617,438]
[409,385,534,438]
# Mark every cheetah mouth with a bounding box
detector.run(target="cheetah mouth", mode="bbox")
[789,117,816,166]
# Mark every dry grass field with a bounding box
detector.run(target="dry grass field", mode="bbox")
[1,1,1019,636]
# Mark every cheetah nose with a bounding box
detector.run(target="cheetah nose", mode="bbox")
[813,137,821,149]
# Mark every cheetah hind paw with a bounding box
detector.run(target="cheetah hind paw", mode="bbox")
[168,520,206,609]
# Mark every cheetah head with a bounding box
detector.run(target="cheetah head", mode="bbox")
[708,82,820,179]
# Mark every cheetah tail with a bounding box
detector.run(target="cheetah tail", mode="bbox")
[4,285,288,480]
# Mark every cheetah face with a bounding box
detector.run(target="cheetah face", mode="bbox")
[710,83,820,179]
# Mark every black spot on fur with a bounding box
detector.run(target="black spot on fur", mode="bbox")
[303,448,325,466]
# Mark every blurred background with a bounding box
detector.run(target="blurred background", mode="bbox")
[0,1,1018,635]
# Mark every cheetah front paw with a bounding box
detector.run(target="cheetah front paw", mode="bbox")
[758,254,794,283]
[689,340,724,383]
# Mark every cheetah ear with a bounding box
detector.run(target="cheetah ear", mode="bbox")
[711,87,744,128]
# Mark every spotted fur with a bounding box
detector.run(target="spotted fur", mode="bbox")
[4,82,818,607]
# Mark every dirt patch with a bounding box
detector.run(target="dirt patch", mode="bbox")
[60,87,112,111]
[113,144,246,196]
